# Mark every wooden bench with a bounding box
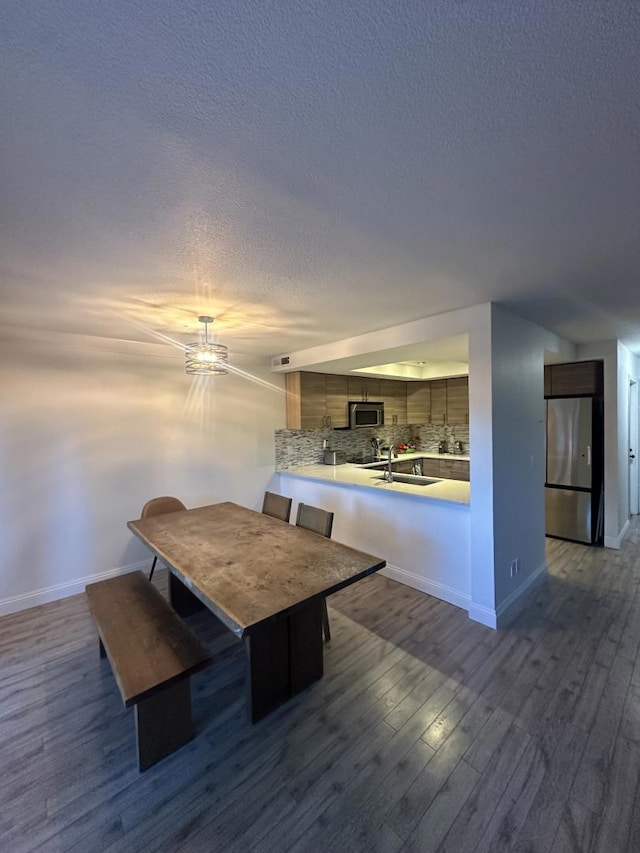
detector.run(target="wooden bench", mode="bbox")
[85,571,212,771]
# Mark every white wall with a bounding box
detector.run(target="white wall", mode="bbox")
[0,334,285,615]
[616,343,639,532]
[468,305,549,625]
[279,475,471,614]
[577,340,640,547]
[491,305,548,616]
[466,305,496,622]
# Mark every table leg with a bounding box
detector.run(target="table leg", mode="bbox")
[169,573,205,616]
[289,599,324,693]
[244,618,290,723]
[244,599,323,723]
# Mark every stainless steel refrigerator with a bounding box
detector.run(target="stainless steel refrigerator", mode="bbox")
[545,397,604,544]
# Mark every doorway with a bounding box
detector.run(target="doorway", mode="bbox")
[629,377,639,517]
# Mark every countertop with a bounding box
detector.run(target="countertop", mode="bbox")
[278,453,470,505]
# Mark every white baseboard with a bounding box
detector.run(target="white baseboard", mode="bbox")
[466,603,498,629]
[381,564,516,630]
[0,560,151,617]
[468,559,548,629]
[380,565,470,613]
[605,518,630,550]
[495,558,548,628]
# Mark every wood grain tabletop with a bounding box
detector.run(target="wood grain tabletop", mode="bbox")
[128,502,386,637]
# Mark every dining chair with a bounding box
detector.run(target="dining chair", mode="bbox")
[140,496,187,581]
[295,503,335,641]
[261,491,293,523]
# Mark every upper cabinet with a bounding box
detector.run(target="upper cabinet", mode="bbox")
[325,374,350,427]
[286,372,349,429]
[379,379,407,426]
[446,377,469,425]
[423,377,469,425]
[285,371,469,430]
[348,376,381,402]
[406,381,431,424]
[430,380,447,424]
[544,361,603,398]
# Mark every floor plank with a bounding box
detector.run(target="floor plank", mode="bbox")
[3,522,640,852]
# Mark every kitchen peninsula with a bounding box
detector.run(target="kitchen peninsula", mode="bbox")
[277,447,472,620]
[276,367,474,620]
[278,453,470,504]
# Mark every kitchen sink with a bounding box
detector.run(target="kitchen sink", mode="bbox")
[359,459,423,473]
[373,474,441,487]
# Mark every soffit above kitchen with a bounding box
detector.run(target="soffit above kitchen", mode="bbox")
[290,334,470,381]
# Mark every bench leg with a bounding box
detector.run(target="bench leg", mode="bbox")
[134,679,193,772]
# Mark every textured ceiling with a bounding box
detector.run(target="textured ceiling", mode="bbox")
[1,1,639,360]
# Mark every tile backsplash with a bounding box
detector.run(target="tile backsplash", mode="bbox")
[275,423,469,469]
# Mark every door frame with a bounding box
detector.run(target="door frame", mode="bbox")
[629,377,639,517]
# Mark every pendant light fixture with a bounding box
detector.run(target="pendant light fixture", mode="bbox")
[185,316,229,375]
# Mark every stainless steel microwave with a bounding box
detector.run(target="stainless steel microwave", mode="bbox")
[349,401,384,429]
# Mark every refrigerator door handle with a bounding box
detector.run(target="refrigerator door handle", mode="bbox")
[587,445,591,466]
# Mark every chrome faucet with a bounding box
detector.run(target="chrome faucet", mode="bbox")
[384,444,395,482]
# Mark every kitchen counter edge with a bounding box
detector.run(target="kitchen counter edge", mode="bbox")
[277,461,470,506]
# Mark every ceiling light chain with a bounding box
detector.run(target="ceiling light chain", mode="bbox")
[185,315,229,375]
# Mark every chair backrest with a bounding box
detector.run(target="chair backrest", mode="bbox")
[141,496,187,519]
[295,503,334,539]
[262,491,293,523]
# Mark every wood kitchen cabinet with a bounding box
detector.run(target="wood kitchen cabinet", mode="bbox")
[325,374,349,427]
[420,457,470,481]
[406,381,431,423]
[286,370,471,430]
[285,372,348,429]
[545,361,602,397]
[429,377,468,425]
[438,458,470,481]
[348,376,381,402]
[446,377,469,425]
[430,380,447,424]
[379,379,407,425]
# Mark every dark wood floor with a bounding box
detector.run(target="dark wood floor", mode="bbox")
[3,520,640,852]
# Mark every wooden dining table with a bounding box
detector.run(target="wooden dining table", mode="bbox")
[127,501,386,722]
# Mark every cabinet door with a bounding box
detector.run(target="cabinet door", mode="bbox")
[451,460,470,481]
[420,459,441,477]
[430,380,447,424]
[285,373,303,429]
[544,366,552,397]
[348,377,380,402]
[380,379,407,426]
[550,361,601,396]
[406,381,431,424]
[446,377,469,425]
[299,372,328,430]
[438,459,455,479]
[325,375,349,428]
[437,459,470,481]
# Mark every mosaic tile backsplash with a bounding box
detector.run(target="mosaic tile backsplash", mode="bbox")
[275,423,470,469]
